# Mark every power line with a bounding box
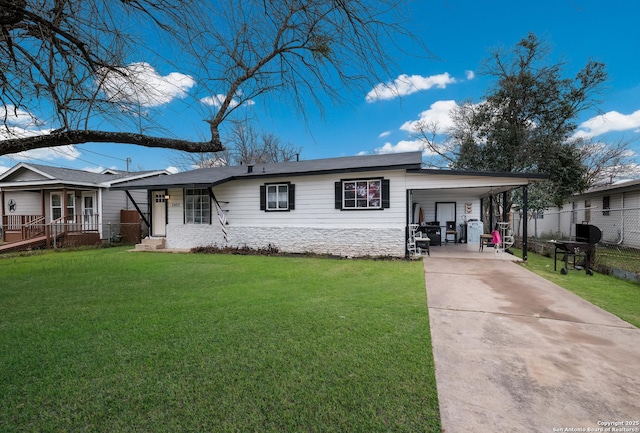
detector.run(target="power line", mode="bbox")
[52,148,109,169]
[80,146,129,162]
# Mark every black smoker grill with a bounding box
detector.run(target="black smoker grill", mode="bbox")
[550,224,602,275]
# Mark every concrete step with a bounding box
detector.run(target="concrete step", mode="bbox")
[134,237,165,250]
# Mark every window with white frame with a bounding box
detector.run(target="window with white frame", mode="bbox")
[268,184,288,210]
[50,192,75,221]
[51,193,62,220]
[184,189,211,224]
[260,183,295,211]
[336,178,389,210]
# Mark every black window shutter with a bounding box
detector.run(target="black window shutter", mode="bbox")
[334,181,342,209]
[260,185,266,211]
[382,179,390,208]
[288,184,295,210]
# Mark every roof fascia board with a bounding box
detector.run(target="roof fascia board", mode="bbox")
[0,180,101,189]
[103,170,170,187]
[0,162,56,181]
[407,168,548,180]
[225,163,418,183]
[572,181,640,198]
[110,163,417,190]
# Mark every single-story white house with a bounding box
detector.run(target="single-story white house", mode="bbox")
[111,151,544,258]
[527,179,640,248]
[0,163,168,248]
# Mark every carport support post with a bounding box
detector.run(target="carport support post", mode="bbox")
[522,185,528,261]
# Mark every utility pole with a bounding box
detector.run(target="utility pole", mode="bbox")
[126,157,131,173]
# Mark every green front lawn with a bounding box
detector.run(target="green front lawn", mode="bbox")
[0,248,440,432]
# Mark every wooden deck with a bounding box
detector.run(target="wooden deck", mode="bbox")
[1,214,102,254]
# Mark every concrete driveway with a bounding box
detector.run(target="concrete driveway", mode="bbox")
[424,257,640,432]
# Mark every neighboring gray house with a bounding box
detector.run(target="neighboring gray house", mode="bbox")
[528,179,640,248]
[0,163,168,248]
[112,151,544,258]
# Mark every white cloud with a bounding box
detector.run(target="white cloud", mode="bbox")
[82,165,118,173]
[200,94,255,109]
[374,140,443,157]
[0,165,10,175]
[378,131,391,138]
[400,100,459,133]
[375,140,424,154]
[575,109,640,138]
[0,105,40,127]
[366,73,456,102]
[9,145,80,162]
[166,166,180,174]
[98,62,195,107]
[83,166,106,173]
[465,70,475,80]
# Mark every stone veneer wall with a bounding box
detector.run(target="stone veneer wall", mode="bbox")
[165,224,405,257]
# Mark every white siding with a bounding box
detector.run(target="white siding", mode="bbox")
[411,190,482,223]
[2,191,42,216]
[166,188,183,225]
[101,189,148,224]
[6,169,48,182]
[164,170,408,256]
[154,168,543,256]
[522,207,561,239]
[531,191,640,248]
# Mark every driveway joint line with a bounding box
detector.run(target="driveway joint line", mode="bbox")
[427,305,638,330]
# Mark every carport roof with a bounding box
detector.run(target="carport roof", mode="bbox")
[408,168,548,197]
[410,167,547,180]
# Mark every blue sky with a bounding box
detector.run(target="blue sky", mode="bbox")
[2,0,640,174]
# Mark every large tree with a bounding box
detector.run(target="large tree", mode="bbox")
[416,33,608,208]
[0,0,419,156]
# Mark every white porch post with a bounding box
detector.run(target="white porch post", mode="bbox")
[97,189,103,239]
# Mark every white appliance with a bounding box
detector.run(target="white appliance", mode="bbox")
[466,220,483,243]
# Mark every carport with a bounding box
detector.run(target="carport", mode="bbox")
[405,168,547,261]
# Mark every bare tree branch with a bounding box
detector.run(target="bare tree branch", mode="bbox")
[1,0,421,157]
[1,130,222,155]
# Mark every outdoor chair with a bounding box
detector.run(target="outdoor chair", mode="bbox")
[445,221,457,244]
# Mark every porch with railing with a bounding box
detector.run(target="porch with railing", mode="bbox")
[1,214,100,245]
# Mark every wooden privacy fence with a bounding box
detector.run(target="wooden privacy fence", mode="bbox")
[120,210,141,244]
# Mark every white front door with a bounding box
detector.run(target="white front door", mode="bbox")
[152,191,167,237]
[81,193,96,230]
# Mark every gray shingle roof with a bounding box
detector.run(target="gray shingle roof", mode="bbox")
[0,163,165,186]
[27,164,133,183]
[111,151,424,190]
[573,178,640,197]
